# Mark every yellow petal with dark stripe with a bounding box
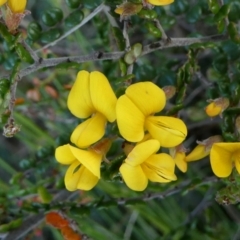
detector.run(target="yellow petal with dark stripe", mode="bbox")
[69,145,101,178]
[143,153,177,182]
[126,139,160,167]
[146,116,187,147]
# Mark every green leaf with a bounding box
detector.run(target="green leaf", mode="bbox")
[27,22,42,41]
[214,4,230,22]
[186,5,202,23]
[40,28,62,44]
[227,22,240,44]
[42,8,64,27]
[64,10,84,29]
[65,0,81,9]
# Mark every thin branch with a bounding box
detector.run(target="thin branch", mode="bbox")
[3,190,77,240]
[21,40,39,62]
[123,20,133,76]
[35,3,105,53]
[116,176,218,205]
[11,34,228,80]
[102,4,119,28]
[153,19,168,40]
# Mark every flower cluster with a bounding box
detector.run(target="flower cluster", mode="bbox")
[55,70,188,192]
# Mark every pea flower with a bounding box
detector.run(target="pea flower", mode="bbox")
[55,138,112,191]
[146,0,174,6]
[120,139,177,191]
[205,97,229,118]
[116,81,187,147]
[68,70,117,148]
[210,142,240,178]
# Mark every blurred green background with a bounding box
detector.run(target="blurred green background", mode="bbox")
[1,0,240,239]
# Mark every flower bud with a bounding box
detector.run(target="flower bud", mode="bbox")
[115,2,142,17]
[205,97,229,117]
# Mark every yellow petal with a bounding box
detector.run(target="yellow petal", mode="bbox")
[116,95,145,142]
[235,158,240,175]
[71,112,106,148]
[120,163,148,191]
[174,152,187,173]
[64,161,82,191]
[126,82,166,116]
[210,144,233,177]
[212,142,240,152]
[67,70,94,119]
[185,145,209,162]
[146,116,187,147]
[143,153,177,182]
[0,0,7,7]
[7,0,26,13]
[126,139,160,167]
[76,167,99,190]
[147,0,174,6]
[55,144,76,165]
[69,145,101,178]
[90,71,117,122]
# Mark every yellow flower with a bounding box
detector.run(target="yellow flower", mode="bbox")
[146,0,174,6]
[68,70,117,148]
[55,144,101,191]
[210,142,240,178]
[116,82,187,147]
[55,139,112,191]
[186,135,223,162]
[205,97,229,117]
[120,139,177,191]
